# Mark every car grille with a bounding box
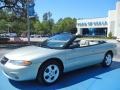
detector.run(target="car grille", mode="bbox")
[0,57,9,65]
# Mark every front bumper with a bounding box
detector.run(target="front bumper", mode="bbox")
[0,62,41,81]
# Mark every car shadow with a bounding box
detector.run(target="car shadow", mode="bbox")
[9,61,120,90]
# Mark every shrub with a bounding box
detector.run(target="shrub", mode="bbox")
[108,32,113,39]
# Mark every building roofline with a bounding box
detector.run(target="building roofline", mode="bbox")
[77,17,108,20]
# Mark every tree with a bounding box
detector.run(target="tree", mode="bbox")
[42,11,54,34]
[43,11,52,21]
[0,8,77,35]
[0,9,28,35]
[62,17,76,32]
[0,0,28,17]
[52,17,76,34]
[33,21,44,34]
[0,19,8,33]
[52,18,63,34]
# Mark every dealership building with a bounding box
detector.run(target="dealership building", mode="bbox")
[76,1,120,38]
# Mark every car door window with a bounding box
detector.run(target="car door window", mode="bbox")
[80,40,89,47]
[69,38,80,48]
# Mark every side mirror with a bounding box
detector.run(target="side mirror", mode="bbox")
[69,43,80,49]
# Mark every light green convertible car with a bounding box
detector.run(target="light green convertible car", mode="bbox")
[0,33,117,85]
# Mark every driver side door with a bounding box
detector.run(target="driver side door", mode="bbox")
[64,39,95,72]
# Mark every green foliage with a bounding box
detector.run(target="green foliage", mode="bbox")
[0,19,8,33]
[43,11,52,21]
[33,21,44,34]
[0,0,27,17]
[42,11,54,34]
[0,1,77,35]
[108,32,113,39]
[0,10,27,34]
[0,10,77,35]
[52,17,76,34]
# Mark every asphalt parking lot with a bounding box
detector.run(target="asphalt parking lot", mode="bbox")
[0,41,120,90]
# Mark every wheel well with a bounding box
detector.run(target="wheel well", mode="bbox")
[39,58,64,71]
[106,50,113,57]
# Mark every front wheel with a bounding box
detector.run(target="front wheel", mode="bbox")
[37,61,63,85]
[102,52,113,67]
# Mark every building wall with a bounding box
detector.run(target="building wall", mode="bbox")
[76,1,120,38]
[115,1,120,37]
[76,18,108,36]
[108,10,116,37]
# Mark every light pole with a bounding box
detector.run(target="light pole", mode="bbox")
[26,0,31,44]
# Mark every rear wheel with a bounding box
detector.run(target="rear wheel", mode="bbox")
[37,60,63,85]
[102,52,113,67]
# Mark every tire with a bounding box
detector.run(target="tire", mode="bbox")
[37,60,63,85]
[102,52,113,67]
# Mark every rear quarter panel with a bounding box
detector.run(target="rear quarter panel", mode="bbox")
[62,42,117,72]
[93,42,117,64]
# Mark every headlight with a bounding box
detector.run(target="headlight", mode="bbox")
[9,60,32,66]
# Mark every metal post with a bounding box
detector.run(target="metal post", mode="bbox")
[27,0,30,44]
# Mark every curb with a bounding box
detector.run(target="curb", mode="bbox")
[0,44,29,49]
[0,42,41,49]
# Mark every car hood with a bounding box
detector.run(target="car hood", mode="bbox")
[5,46,61,60]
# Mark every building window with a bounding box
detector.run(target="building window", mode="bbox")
[84,23,87,26]
[81,23,83,26]
[88,22,93,26]
[98,21,102,26]
[102,21,108,25]
[102,21,105,25]
[96,22,98,25]
[94,22,97,26]
[105,21,108,25]
[78,23,82,26]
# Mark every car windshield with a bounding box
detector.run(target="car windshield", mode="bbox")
[41,33,73,49]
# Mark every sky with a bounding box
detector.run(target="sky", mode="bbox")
[34,0,117,22]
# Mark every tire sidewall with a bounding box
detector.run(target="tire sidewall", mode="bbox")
[102,53,113,67]
[37,60,63,85]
